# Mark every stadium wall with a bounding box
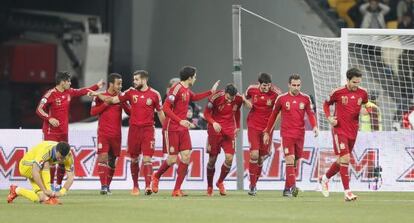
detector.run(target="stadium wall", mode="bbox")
[1,129,413,192]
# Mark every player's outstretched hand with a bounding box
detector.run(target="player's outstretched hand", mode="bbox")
[211,80,220,93]
[263,132,270,145]
[97,79,105,89]
[87,89,99,97]
[48,118,60,127]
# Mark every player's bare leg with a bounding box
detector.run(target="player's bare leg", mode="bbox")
[206,155,217,197]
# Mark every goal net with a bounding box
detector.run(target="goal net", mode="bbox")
[237,5,414,191]
[299,29,414,132]
[299,29,414,190]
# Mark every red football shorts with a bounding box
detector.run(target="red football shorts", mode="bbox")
[332,133,356,156]
[43,132,68,142]
[281,137,304,158]
[128,125,155,157]
[207,134,235,156]
[97,135,121,156]
[164,130,192,155]
[248,127,272,156]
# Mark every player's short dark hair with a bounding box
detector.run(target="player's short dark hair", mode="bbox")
[133,70,149,79]
[225,83,238,96]
[346,68,363,80]
[258,73,272,84]
[56,142,70,157]
[56,71,71,85]
[288,74,301,83]
[108,73,122,84]
[179,66,197,81]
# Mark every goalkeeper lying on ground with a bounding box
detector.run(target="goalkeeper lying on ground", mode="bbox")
[7,141,74,205]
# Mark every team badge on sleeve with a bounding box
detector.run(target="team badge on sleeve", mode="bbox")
[207,102,213,109]
[168,95,175,102]
[40,98,48,104]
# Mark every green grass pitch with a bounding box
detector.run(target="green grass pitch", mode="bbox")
[1,190,413,223]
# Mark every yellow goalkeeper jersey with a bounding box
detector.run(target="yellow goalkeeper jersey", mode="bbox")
[20,141,74,172]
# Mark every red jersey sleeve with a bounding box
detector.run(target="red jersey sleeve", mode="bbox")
[69,84,99,97]
[36,89,53,121]
[154,90,163,112]
[118,89,131,103]
[121,101,131,115]
[324,90,338,118]
[203,99,215,124]
[190,90,212,101]
[163,92,182,123]
[305,96,317,128]
[90,96,108,116]
[264,96,282,133]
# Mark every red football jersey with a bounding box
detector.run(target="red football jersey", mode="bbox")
[91,91,131,137]
[265,92,317,139]
[163,82,211,132]
[204,90,243,137]
[325,86,368,139]
[36,85,99,135]
[245,84,281,131]
[118,87,162,127]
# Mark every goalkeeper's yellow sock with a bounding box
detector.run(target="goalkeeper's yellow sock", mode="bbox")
[16,187,40,202]
[41,169,51,191]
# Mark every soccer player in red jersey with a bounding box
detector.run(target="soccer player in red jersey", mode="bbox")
[93,70,165,196]
[204,84,243,196]
[89,73,131,195]
[244,73,281,196]
[152,66,219,197]
[263,74,318,197]
[319,68,368,201]
[36,71,103,191]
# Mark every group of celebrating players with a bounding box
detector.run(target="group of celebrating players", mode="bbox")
[7,65,367,204]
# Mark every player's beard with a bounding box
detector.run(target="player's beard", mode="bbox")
[135,84,143,90]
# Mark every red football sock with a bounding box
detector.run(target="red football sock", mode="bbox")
[256,164,263,182]
[285,164,295,190]
[56,165,65,185]
[217,164,231,184]
[249,161,258,188]
[98,162,110,186]
[155,160,171,179]
[130,161,140,188]
[107,167,115,186]
[207,167,215,188]
[50,165,56,184]
[326,162,340,179]
[143,162,153,188]
[340,163,350,190]
[174,162,188,191]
